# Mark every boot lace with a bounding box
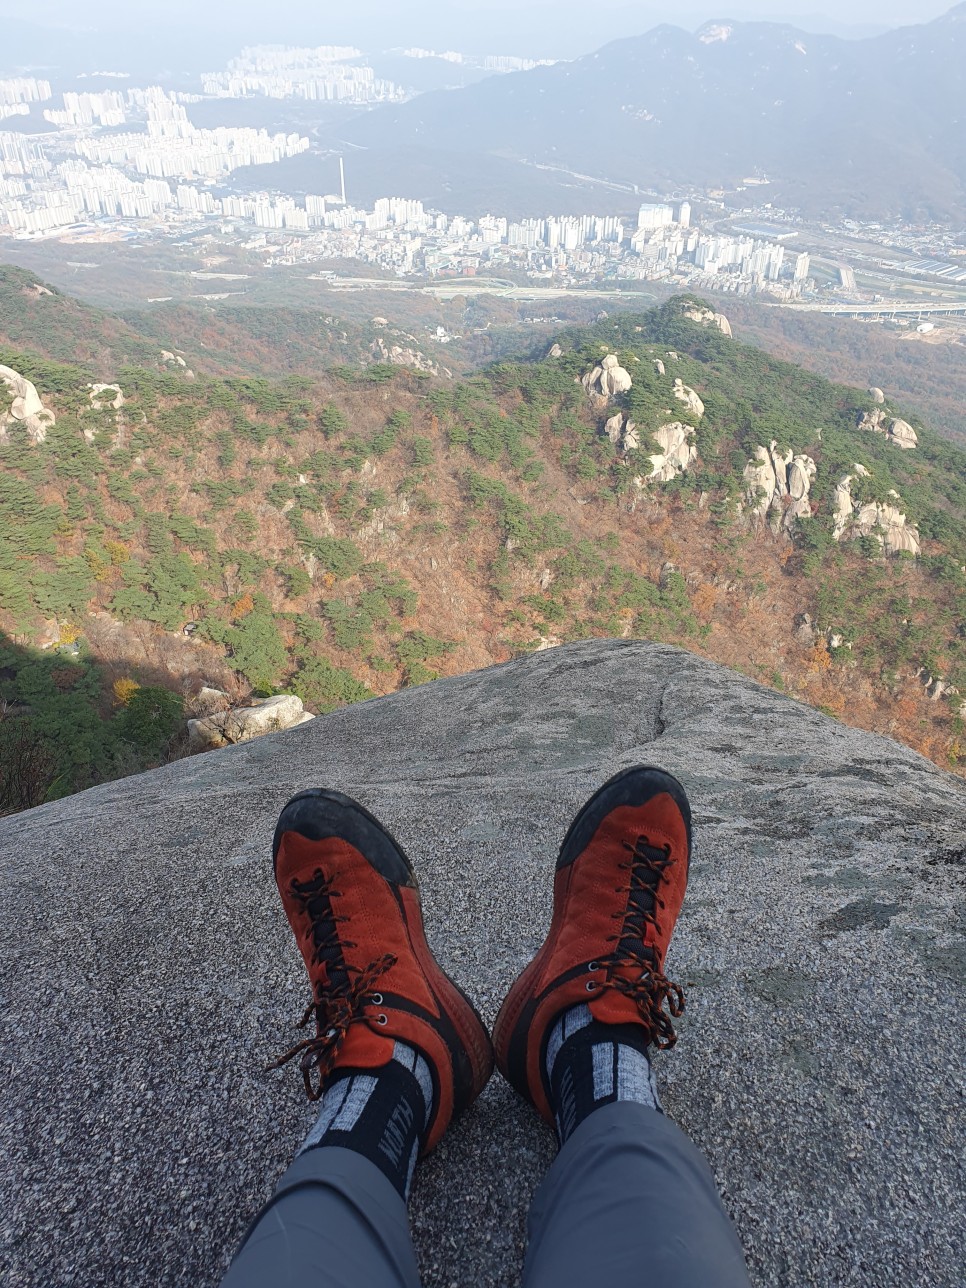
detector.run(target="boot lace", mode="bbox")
[596,836,685,1050]
[268,867,396,1099]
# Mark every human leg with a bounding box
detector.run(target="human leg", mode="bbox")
[493,766,751,1287]
[221,789,494,1287]
[221,1145,421,1288]
[522,1102,750,1287]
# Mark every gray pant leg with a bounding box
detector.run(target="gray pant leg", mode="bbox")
[220,1146,422,1288]
[523,1103,751,1288]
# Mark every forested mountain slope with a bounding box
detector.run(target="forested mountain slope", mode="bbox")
[2,295,964,812]
[722,302,966,448]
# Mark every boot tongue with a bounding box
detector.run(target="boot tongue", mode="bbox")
[299,878,350,992]
[617,840,665,959]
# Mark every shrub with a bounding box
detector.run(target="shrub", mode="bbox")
[0,711,58,814]
[112,677,140,707]
[291,655,373,713]
[222,610,287,690]
[319,405,349,438]
[411,436,434,467]
[278,564,312,598]
[116,686,184,756]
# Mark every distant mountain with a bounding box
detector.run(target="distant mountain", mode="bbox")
[339,5,966,221]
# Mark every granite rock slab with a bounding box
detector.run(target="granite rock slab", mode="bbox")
[1,640,964,1287]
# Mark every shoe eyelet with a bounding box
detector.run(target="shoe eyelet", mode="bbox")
[585,981,597,992]
[370,993,383,1006]
[376,1014,388,1025]
[587,961,600,973]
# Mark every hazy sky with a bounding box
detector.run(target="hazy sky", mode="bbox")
[1,0,956,33]
[0,0,958,62]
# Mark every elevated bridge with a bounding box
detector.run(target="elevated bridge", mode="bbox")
[786,301,966,320]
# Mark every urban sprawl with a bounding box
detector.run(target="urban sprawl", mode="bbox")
[3,62,965,300]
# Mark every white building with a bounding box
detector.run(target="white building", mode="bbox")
[637,203,675,231]
[838,265,857,291]
[0,78,52,105]
[479,215,507,245]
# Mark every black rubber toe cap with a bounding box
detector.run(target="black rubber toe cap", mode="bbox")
[556,765,692,871]
[273,788,416,887]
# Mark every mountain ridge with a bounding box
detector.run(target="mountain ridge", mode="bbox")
[2,285,964,814]
[336,6,966,221]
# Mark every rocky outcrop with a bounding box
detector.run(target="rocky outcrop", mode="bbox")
[672,377,705,419]
[743,442,816,531]
[653,358,666,376]
[792,612,816,645]
[683,305,733,337]
[2,640,963,1288]
[785,453,817,526]
[602,412,639,452]
[187,693,314,752]
[640,421,697,483]
[546,342,563,359]
[833,469,921,555]
[857,407,918,450]
[0,364,56,443]
[89,383,124,411]
[370,337,452,379]
[581,353,633,399]
[603,412,624,444]
[190,685,232,717]
[916,668,961,705]
[160,350,187,368]
[886,418,918,450]
[869,387,885,405]
[832,464,870,538]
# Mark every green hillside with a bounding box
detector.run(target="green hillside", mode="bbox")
[2,294,964,813]
[0,265,162,374]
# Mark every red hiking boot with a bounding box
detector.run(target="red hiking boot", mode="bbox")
[492,766,691,1124]
[269,789,493,1153]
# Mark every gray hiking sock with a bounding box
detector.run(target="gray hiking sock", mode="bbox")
[297,1041,434,1199]
[544,1003,662,1145]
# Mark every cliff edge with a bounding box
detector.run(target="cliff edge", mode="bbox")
[1,640,964,1286]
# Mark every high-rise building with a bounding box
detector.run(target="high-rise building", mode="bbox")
[637,203,675,231]
[675,201,691,229]
[478,215,507,245]
[793,252,811,283]
[0,78,52,105]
